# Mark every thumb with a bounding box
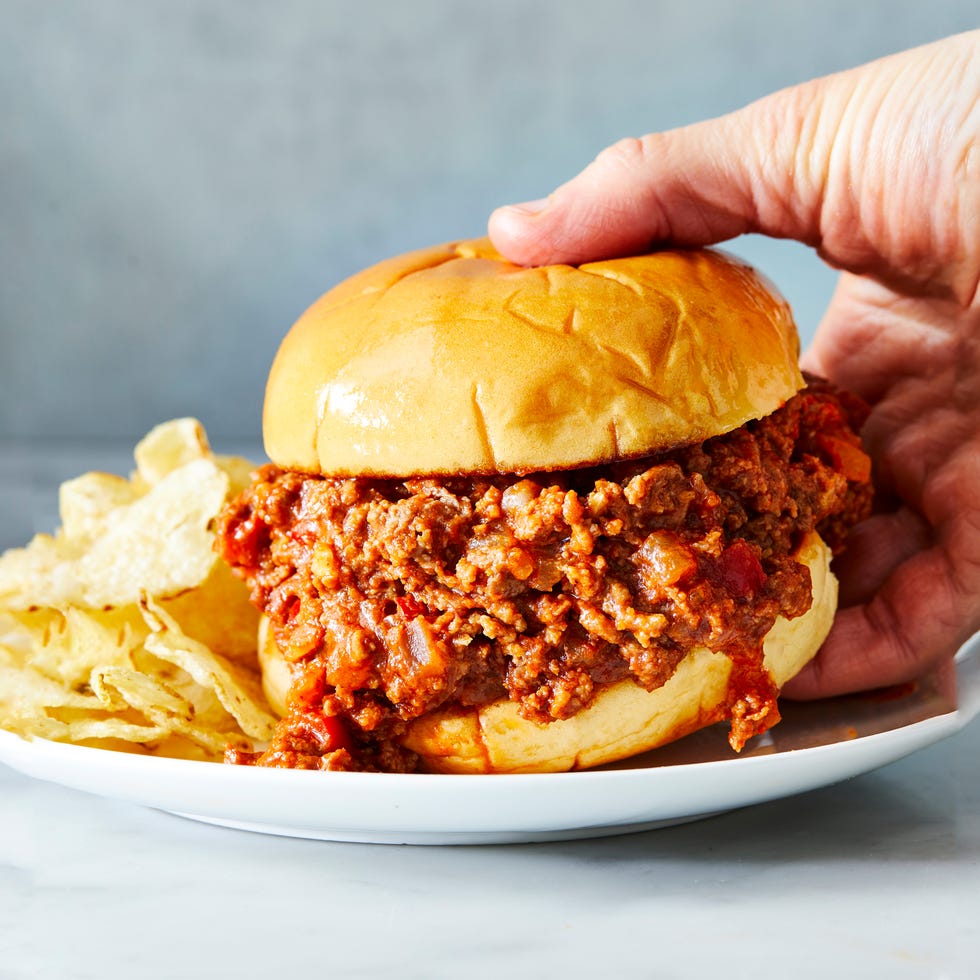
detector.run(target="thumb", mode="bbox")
[488,33,975,286]
[488,93,830,267]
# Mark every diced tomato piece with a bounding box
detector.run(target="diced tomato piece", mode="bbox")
[282,710,352,754]
[396,595,426,619]
[221,509,269,567]
[713,540,766,598]
[318,714,352,753]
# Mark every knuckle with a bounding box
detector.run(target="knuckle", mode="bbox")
[592,135,657,175]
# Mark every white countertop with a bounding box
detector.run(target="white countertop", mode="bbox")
[2,443,979,978]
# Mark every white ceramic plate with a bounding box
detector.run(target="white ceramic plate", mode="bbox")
[2,635,978,845]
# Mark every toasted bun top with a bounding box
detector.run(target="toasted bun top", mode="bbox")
[264,239,803,476]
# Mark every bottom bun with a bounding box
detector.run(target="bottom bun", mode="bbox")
[259,531,836,774]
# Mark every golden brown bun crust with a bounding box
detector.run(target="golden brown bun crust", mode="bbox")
[259,532,836,774]
[263,239,804,476]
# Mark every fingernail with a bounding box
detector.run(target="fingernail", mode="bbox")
[503,197,550,217]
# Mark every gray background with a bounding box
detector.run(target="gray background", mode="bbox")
[2,2,977,447]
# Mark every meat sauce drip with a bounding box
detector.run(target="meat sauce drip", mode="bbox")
[219,378,872,771]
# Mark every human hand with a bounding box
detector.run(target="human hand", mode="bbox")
[488,32,980,699]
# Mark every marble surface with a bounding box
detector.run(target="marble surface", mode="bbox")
[2,445,979,978]
[3,724,979,979]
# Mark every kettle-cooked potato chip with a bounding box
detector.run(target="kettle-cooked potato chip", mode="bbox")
[59,472,139,547]
[133,417,212,487]
[0,461,229,610]
[0,420,277,761]
[140,597,276,742]
[77,458,229,607]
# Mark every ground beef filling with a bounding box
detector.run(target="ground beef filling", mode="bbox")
[219,380,871,772]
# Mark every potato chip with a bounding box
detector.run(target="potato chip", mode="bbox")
[139,597,277,741]
[59,471,139,546]
[0,419,278,762]
[133,417,212,486]
[14,606,142,689]
[7,714,173,747]
[0,463,230,610]
[88,663,249,756]
[0,534,82,609]
[161,560,261,665]
[90,665,192,721]
[78,458,229,607]
[0,661,103,717]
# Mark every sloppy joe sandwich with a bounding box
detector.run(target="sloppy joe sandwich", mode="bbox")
[217,239,872,773]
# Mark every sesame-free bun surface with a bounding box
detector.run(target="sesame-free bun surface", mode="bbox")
[264,239,803,476]
[259,532,835,775]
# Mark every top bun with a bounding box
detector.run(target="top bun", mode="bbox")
[263,239,803,476]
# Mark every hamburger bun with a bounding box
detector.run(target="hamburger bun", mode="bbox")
[257,531,836,774]
[263,239,804,476]
[230,238,865,774]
